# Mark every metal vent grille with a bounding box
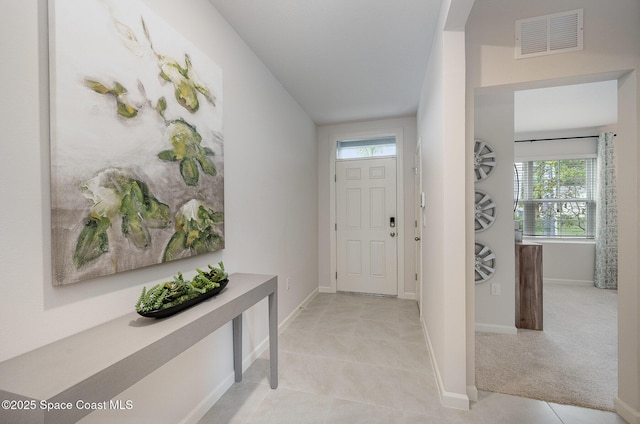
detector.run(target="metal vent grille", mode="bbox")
[516,9,583,59]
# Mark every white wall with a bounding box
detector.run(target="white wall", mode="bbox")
[473,92,516,333]
[0,0,317,422]
[416,0,474,409]
[466,1,640,421]
[317,116,417,298]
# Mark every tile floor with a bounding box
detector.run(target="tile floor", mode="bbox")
[198,293,626,424]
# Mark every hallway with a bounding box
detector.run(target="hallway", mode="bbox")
[199,293,624,423]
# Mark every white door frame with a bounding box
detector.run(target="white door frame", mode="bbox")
[326,128,406,298]
[414,137,424,315]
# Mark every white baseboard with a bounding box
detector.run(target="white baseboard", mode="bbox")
[180,373,235,424]
[182,288,319,424]
[319,286,335,293]
[475,323,518,335]
[278,288,319,334]
[400,292,417,300]
[545,278,593,287]
[615,396,640,424]
[467,384,479,402]
[421,317,470,411]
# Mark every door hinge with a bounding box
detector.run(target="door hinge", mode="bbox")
[414,220,417,228]
[335,272,338,279]
[334,174,337,182]
[335,223,337,231]
[415,273,418,281]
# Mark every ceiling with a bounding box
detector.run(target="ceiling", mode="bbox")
[209,0,443,124]
[209,1,618,131]
[515,80,618,135]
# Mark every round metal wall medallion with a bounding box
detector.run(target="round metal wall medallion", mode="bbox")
[474,190,496,232]
[474,242,496,284]
[474,139,496,182]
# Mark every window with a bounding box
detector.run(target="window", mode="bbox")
[336,136,396,159]
[514,158,596,238]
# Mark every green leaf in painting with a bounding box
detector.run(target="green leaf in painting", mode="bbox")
[162,200,224,262]
[73,216,111,267]
[84,79,111,95]
[112,82,128,96]
[196,155,216,176]
[157,150,178,161]
[121,213,150,249]
[116,99,138,118]
[180,157,199,186]
[156,96,167,116]
[163,231,188,262]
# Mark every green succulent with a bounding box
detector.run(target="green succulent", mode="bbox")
[135,262,227,313]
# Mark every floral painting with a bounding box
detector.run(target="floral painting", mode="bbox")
[50,0,224,285]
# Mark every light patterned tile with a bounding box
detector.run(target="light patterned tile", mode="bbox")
[333,362,405,409]
[278,352,346,396]
[314,314,359,337]
[348,338,430,371]
[197,381,270,424]
[326,398,397,423]
[246,388,331,424]
[548,402,627,424]
[470,392,563,424]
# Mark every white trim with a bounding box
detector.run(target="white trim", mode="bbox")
[180,372,235,424]
[401,292,417,301]
[277,288,319,334]
[330,128,405,298]
[545,278,593,287]
[319,286,336,294]
[422,316,470,411]
[467,385,479,402]
[475,323,518,335]
[615,396,640,424]
[182,288,318,424]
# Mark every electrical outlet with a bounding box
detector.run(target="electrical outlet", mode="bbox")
[286,278,291,290]
[490,283,501,296]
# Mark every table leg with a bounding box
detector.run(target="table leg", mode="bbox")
[232,314,242,382]
[268,290,278,389]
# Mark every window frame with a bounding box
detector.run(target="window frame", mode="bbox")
[336,136,397,160]
[514,157,596,239]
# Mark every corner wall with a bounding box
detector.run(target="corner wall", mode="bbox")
[0,0,318,421]
[416,0,474,409]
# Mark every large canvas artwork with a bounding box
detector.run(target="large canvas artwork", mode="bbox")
[50,0,224,285]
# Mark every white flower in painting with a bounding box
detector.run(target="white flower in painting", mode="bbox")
[82,169,123,218]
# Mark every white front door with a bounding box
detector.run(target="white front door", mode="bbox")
[336,158,397,295]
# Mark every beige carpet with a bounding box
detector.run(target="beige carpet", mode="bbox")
[475,284,617,411]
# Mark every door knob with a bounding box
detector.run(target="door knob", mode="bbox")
[390,232,396,237]
[415,236,421,241]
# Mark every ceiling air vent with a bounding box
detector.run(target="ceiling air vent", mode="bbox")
[516,9,583,59]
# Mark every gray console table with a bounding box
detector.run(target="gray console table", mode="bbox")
[0,273,278,424]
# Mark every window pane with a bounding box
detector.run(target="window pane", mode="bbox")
[514,158,595,238]
[336,136,396,159]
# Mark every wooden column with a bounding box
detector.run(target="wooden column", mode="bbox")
[515,243,543,330]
